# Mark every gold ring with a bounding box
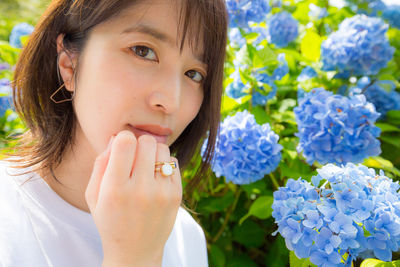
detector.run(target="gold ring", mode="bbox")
[154,161,177,176]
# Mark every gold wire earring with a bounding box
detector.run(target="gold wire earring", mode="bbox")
[51,51,76,104]
[50,82,75,104]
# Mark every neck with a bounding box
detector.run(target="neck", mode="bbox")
[38,125,97,213]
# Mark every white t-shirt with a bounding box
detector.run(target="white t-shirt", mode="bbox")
[0,160,208,267]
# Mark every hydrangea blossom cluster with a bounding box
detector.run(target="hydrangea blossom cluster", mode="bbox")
[226,54,288,106]
[382,5,400,29]
[267,11,299,47]
[0,78,12,94]
[0,63,9,72]
[297,66,317,82]
[225,70,250,99]
[0,78,12,117]
[272,163,400,266]
[201,110,282,185]
[9,23,34,48]
[308,4,328,20]
[350,76,400,118]
[229,26,268,49]
[321,15,394,76]
[225,0,270,29]
[366,1,400,29]
[294,88,381,165]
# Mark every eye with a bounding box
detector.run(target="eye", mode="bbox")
[131,45,158,61]
[185,70,205,83]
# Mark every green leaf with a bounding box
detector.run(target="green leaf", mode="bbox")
[376,123,400,133]
[278,99,297,113]
[253,45,277,68]
[209,244,226,267]
[252,105,271,125]
[226,254,258,267]
[289,251,317,267]
[198,190,235,213]
[222,95,240,113]
[265,236,289,267]
[239,196,273,224]
[232,219,265,248]
[380,135,400,148]
[386,110,400,125]
[0,40,20,65]
[364,156,393,169]
[281,157,316,181]
[300,30,322,62]
[363,156,400,177]
[360,258,400,267]
[235,44,252,66]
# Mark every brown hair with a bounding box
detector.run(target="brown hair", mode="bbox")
[1,0,228,199]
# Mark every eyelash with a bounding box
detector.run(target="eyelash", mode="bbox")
[130,45,206,83]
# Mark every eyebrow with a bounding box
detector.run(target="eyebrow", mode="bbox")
[120,23,206,67]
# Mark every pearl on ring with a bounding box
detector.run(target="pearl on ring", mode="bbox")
[155,161,176,177]
[161,163,173,176]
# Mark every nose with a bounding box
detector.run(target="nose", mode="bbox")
[147,72,181,114]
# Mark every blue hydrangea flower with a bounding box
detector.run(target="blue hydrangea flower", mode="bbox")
[294,88,381,165]
[229,28,247,48]
[0,63,9,71]
[0,78,12,116]
[0,78,12,95]
[249,26,269,48]
[9,23,34,48]
[228,26,268,48]
[366,1,400,29]
[225,0,270,29]
[272,163,400,265]
[321,14,394,76]
[270,0,282,8]
[272,53,289,80]
[252,53,288,105]
[309,4,328,20]
[297,66,317,82]
[268,11,299,47]
[201,110,282,184]
[225,70,249,99]
[226,54,288,106]
[368,0,387,16]
[350,76,400,118]
[0,96,12,117]
[382,5,400,29]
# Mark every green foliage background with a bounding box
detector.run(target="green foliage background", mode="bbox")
[1,1,400,267]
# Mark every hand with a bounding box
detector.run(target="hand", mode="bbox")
[85,130,182,266]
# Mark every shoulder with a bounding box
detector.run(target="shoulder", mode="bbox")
[176,207,206,239]
[0,160,19,195]
[164,207,208,266]
[0,160,39,265]
[0,159,32,192]
[0,159,30,214]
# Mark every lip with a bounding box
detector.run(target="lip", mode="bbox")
[128,124,172,144]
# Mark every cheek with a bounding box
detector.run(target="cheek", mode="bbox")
[72,53,143,137]
[76,51,151,112]
[180,88,204,126]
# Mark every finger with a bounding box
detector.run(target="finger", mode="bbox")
[169,156,182,205]
[169,156,182,187]
[154,143,172,180]
[85,135,115,211]
[131,134,157,185]
[102,130,137,188]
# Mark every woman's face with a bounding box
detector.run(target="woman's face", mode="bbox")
[64,0,206,154]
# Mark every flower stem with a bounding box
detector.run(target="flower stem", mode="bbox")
[270,172,280,190]
[211,187,242,244]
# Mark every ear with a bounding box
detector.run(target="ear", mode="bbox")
[56,34,78,92]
